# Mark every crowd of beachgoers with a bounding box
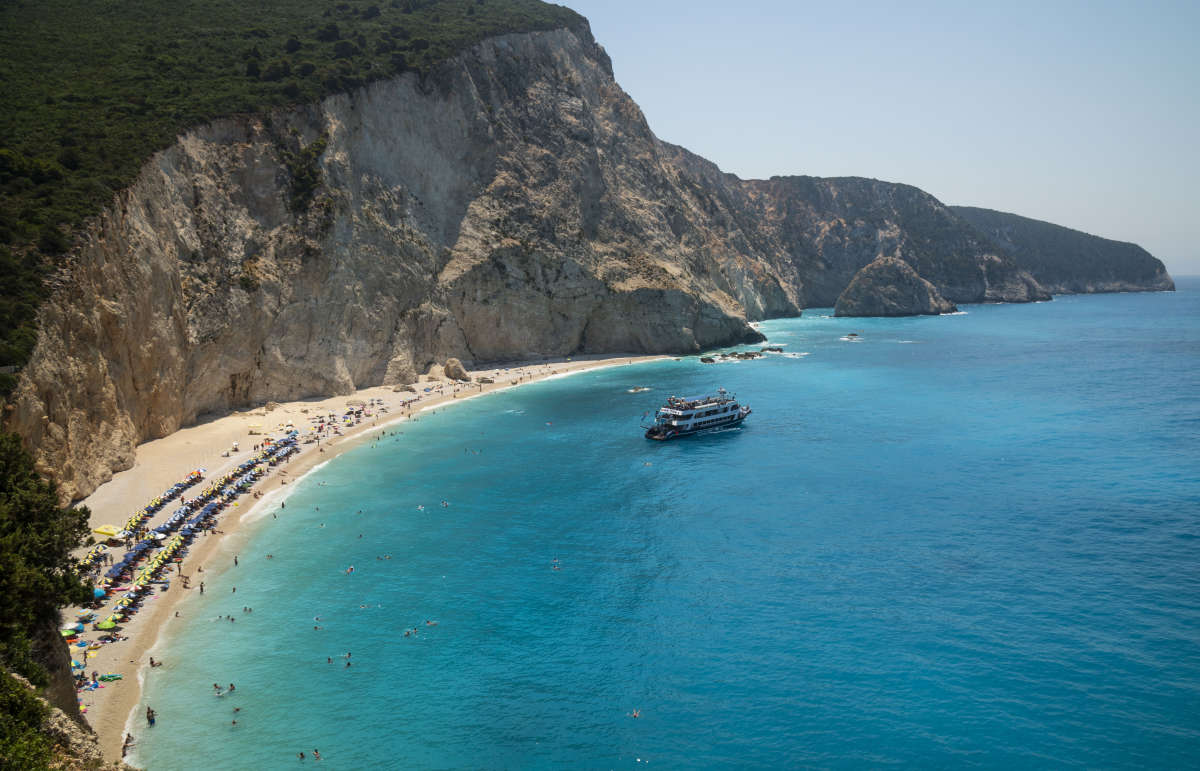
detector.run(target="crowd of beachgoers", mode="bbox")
[61,357,655,763]
[66,437,301,697]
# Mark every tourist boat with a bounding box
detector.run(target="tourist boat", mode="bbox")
[643,389,751,440]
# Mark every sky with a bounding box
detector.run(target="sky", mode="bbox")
[563,0,1200,275]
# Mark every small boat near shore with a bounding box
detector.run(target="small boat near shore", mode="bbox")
[643,389,750,440]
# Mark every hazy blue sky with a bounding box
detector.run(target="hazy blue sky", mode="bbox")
[564,0,1199,275]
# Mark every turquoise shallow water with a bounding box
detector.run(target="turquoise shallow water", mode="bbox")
[137,281,1200,769]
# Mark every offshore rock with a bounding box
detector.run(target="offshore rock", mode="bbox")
[835,257,958,317]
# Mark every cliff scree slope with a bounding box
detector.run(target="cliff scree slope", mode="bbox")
[2,27,1170,502]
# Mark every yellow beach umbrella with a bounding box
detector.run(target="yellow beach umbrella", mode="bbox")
[93,524,122,537]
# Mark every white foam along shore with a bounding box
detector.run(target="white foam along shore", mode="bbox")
[69,353,668,764]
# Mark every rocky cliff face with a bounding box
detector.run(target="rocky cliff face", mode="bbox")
[6,671,127,770]
[0,26,1161,501]
[6,27,789,500]
[950,206,1175,294]
[30,614,82,723]
[650,148,1051,309]
[835,257,957,317]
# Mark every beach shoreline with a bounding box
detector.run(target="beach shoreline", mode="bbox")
[70,353,667,765]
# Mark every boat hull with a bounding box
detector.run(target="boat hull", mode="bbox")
[644,410,750,440]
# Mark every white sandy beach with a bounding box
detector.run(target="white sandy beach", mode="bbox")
[66,354,666,764]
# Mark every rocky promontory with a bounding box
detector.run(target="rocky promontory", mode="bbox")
[0,24,1173,501]
[835,257,958,317]
[951,206,1175,294]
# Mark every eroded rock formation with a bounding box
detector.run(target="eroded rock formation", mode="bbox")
[835,257,958,317]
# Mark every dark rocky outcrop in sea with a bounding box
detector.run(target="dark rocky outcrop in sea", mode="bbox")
[835,257,958,317]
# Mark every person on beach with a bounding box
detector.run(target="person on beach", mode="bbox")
[229,683,235,692]
[313,749,321,760]
[199,582,204,594]
[214,683,222,694]
[146,706,156,726]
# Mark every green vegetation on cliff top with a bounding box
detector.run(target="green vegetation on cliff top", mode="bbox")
[0,0,584,392]
[0,431,91,768]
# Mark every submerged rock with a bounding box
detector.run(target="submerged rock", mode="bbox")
[834,257,958,317]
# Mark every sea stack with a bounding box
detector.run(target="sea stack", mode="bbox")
[834,257,958,317]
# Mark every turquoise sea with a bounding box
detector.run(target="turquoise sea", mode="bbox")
[136,280,1200,769]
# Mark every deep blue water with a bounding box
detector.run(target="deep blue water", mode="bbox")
[137,281,1200,769]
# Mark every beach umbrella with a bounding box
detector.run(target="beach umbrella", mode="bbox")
[93,587,107,598]
[93,524,122,537]
[96,620,116,630]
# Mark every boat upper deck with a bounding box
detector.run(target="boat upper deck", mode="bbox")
[658,392,739,415]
